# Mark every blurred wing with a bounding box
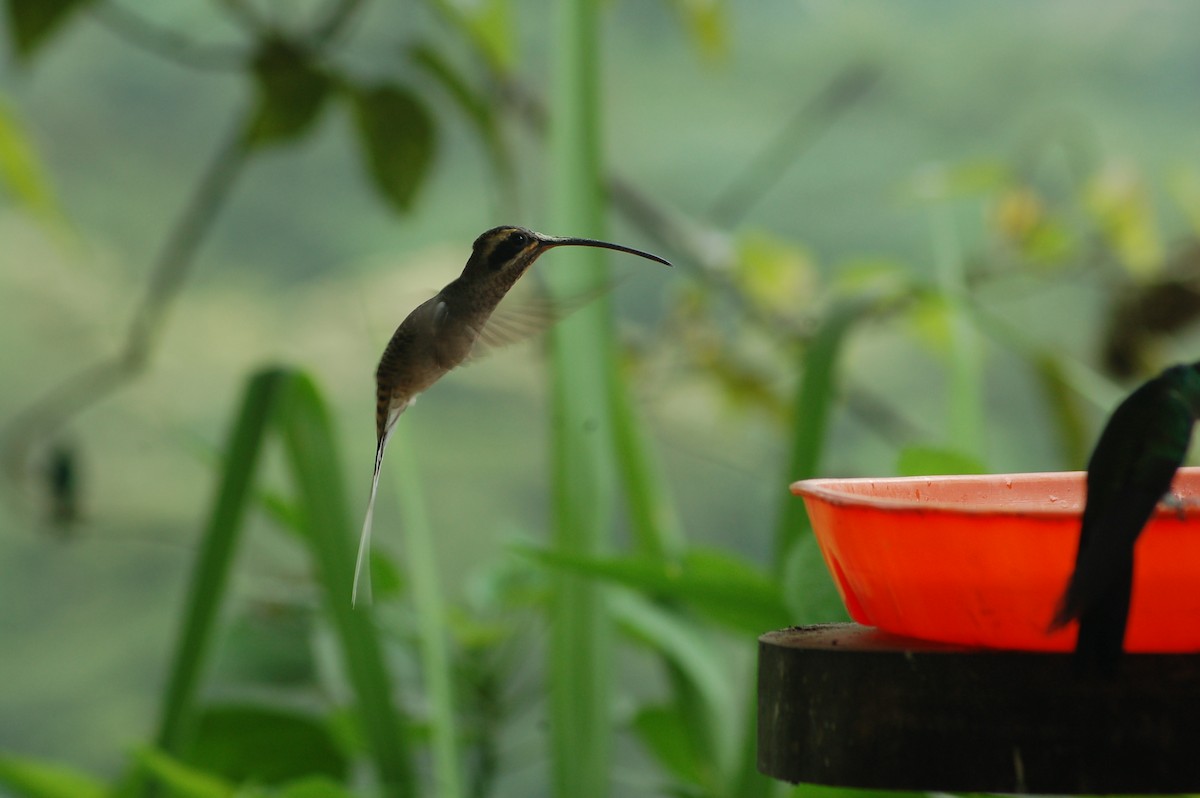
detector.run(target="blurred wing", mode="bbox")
[468,282,615,360]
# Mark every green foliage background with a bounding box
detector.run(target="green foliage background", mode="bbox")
[3,1,1200,796]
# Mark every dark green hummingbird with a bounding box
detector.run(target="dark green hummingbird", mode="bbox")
[353,225,671,605]
[1049,361,1200,674]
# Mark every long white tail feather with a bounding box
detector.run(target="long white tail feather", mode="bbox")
[352,401,407,607]
[352,440,386,607]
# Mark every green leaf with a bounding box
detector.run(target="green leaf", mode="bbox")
[155,368,291,759]
[5,0,94,61]
[0,753,106,798]
[347,83,435,214]
[134,748,232,798]
[246,38,332,147]
[518,546,790,635]
[775,298,872,565]
[895,445,987,477]
[153,367,415,797]
[189,704,348,785]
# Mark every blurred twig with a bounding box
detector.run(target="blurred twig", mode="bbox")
[706,62,882,227]
[1,113,252,484]
[2,0,371,495]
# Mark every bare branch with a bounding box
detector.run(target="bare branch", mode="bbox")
[2,110,253,486]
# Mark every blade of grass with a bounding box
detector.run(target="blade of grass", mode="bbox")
[389,418,463,798]
[154,367,290,761]
[544,0,615,795]
[275,371,416,797]
[773,299,870,567]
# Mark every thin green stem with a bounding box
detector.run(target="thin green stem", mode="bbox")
[931,204,985,459]
[390,418,463,798]
[545,0,614,795]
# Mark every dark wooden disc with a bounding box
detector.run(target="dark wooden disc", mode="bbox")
[758,624,1200,794]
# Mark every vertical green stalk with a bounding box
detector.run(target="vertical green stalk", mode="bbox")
[390,419,463,798]
[772,301,865,569]
[930,204,984,459]
[545,0,614,795]
[609,364,685,561]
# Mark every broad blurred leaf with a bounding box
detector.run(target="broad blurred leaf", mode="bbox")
[0,753,106,798]
[5,0,94,60]
[246,38,333,147]
[518,546,790,634]
[895,445,987,476]
[1084,163,1163,277]
[135,748,232,798]
[189,704,348,785]
[347,84,435,213]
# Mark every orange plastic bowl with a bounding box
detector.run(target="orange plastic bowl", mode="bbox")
[793,468,1200,652]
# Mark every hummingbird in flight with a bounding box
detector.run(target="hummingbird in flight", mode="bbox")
[1049,361,1200,674]
[353,225,671,605]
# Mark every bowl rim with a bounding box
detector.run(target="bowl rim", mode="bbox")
[791,467,1200,518]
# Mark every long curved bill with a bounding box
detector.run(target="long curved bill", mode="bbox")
[534,234,671,267]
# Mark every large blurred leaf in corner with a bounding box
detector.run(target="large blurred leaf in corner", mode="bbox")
[346,83,435,214]
[5,0,94,61]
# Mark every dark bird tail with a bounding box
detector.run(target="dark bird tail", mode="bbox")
[1051,556,1134,677]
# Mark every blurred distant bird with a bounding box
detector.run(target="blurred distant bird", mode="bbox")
[353,225,670,605]
[45,441,82,534]
[1050,361,1200,674]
